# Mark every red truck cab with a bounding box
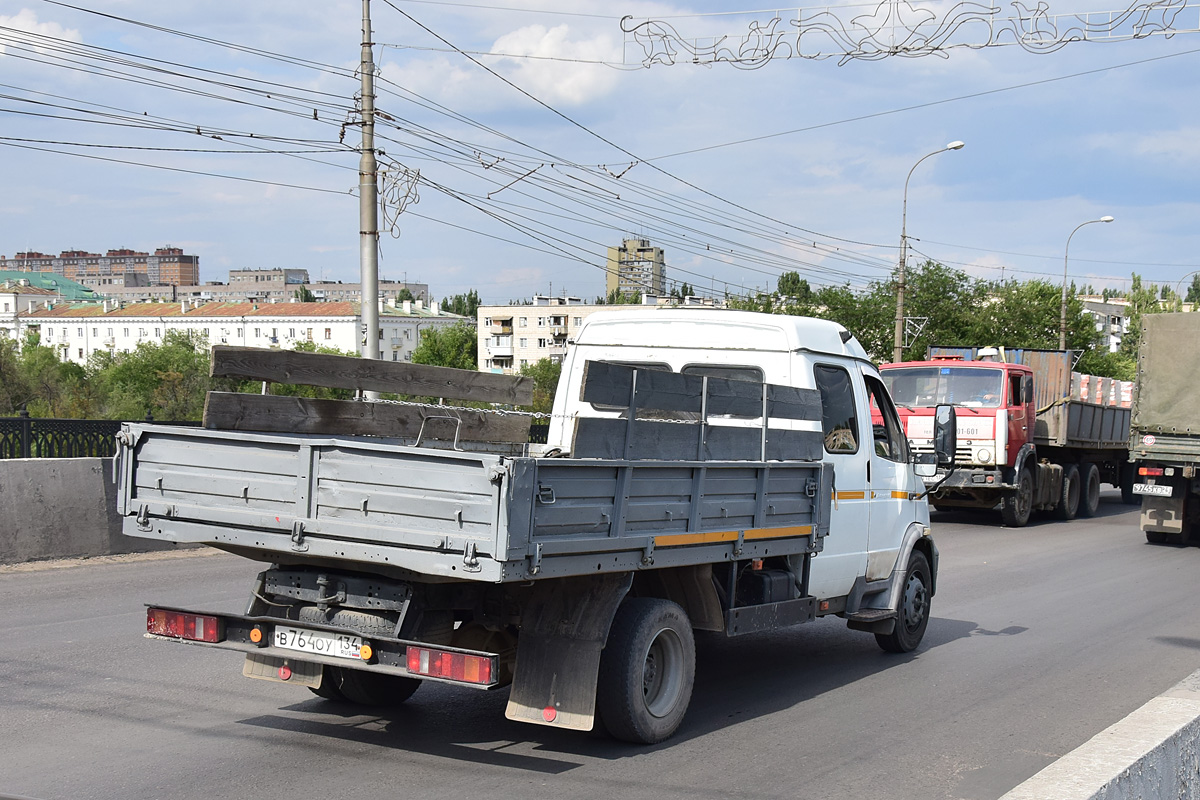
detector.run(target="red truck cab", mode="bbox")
[880,356,1034,474]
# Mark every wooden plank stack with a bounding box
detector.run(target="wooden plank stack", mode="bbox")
[203,346,534,444]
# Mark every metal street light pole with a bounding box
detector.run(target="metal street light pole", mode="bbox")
[1059,216,1114,351]
[895,141,964,363]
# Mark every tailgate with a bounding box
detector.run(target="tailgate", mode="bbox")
[118,424,509,579]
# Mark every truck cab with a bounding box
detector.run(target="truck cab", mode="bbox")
[549,308,936,601]
[880,356,1035,479]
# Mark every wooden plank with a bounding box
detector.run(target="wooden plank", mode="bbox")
[210,346,533,406]
[202,392,532,443]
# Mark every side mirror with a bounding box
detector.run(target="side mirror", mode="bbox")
[934,404,957,467]
[914,453,937,478]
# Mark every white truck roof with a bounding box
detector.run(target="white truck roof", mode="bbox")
[574,307,868,361]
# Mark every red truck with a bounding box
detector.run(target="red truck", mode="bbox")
[879,347,1137,526]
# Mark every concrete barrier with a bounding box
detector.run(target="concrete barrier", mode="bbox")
[0,458,180,563]
[1002,669,1200,799]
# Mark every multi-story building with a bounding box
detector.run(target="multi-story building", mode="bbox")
[9,298,464,366]
[0,247,200,286]
[605,238,666,297]
[87,269,429,307]
[477,294,722,373]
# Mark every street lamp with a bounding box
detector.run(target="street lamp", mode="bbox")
[895,140,965,363]
[1059,216,1115,351]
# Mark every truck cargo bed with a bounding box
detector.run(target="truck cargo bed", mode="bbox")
[117,424,832,583]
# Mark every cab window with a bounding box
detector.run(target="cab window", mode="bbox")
[865,375,909,463]
[814,364,859,453]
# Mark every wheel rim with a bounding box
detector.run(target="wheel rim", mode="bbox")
[1018,473,1033,517]
[900,570,928,633]
[641,626,685,718]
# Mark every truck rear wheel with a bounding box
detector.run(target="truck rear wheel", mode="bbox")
[1001,467,1034,527]
[1054,465,1080,521]
[597,597,695,745]
[1079,463,1101,518]
[875,550,932,654]
[329,667,421,707]
[1121,462,1139,505]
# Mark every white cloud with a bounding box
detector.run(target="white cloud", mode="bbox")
[0,9,81,54]
[1086,128,1200,168]
[380,24,620,111]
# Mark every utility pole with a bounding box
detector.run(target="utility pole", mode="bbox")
[359,0,380,375]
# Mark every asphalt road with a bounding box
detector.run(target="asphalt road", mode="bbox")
[3,492,1199,800]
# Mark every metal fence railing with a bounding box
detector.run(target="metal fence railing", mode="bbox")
[0,413,551,458]
[0,412,198,459]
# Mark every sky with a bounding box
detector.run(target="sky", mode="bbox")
[2,0,1199,305]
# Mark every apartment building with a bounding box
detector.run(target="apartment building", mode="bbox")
[477,294,723,373]
[605,238,666,296]
[10,298,463,366]
[0,247,200,286]
[89,268,429,307]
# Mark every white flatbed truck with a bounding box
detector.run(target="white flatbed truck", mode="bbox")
[119,308,954,743]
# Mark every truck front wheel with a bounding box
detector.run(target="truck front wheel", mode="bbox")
[875,550,932,653]
[597,597,696,744]
[1001,467,1034,527]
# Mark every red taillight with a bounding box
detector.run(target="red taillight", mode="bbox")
[146,608,221,643]
[1140,467,1165,477]
[406,646,493,685]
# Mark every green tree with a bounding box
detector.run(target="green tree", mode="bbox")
[1186,275,1200,305]
[87,330,211,420]
[412,322,477,370]
[441,290,480,318]
[293,285,317,303]
[18,330,87,417]
[777,272,812,301]
[518,358,562,414]
[396,287,416,303]
[604,289,642,305]
[1119,273,1170,358]
[970,278,1097,352]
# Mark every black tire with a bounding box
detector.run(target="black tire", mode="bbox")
[597,597,696,745]
[1146,530,1169,544]
[309,665,348,701]
[1053,464,1080,521]
[875,550,932,654]
[1001,467,1034,527]
[1079,463,1101,518]
[1121,462,1139,506]
[330,666,421,707]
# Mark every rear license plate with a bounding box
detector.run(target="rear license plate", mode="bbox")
[274,625,364,660]
[1133,483,1173,497]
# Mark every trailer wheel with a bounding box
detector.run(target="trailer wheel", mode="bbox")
[597,597,695,745]
[1054,465,1080,521]
[1079,463,1101,518]
[1146,530,1169,544]
[1001,467,1034,527]
[875,550,932,653]
[329,667,421,707]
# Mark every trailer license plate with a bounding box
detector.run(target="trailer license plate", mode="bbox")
[274,625,364,660]
[1133,483,1173,497]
